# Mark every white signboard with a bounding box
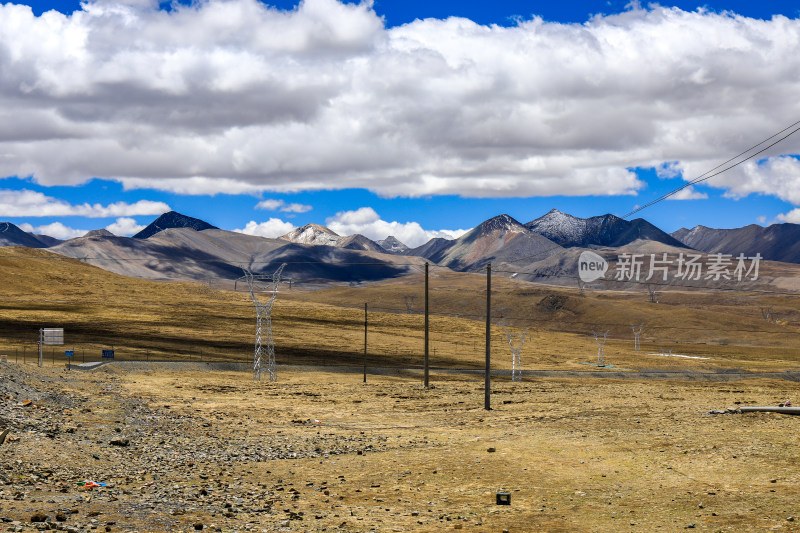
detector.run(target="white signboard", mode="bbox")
[42,328,64,345]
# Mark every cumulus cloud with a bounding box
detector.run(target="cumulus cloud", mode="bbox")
[666,186,708,200]
[234,218,296,238]
[326,207,468,247]
[20,216,144,238]
[256,199,312,213]
[0,1,799,204]
[0,189,170,217]
[671,156,800,204]
[19,221,88,239]
[105,216,144,235]
[776,208,800,224]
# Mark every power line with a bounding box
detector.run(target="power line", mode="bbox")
[623,119,800,219]
[3,116,800,297]
[489,268,800,296]
[466,118,800,270]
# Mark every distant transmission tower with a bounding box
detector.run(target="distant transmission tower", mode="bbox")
[503,327,528,382]
[630,323,644,352]
[592,330,609,366]
[243,264,286,381]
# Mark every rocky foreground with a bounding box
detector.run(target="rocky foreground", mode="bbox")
[0,363,414,532]
[2,361,800,532]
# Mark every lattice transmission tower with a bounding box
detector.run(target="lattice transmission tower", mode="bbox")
[243,264,286,381]
[631,323,644,352]
[503,327,528,382]
[592,330,609,366]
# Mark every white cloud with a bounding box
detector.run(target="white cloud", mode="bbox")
[19,216,144,238]
[256,199,312,213]
[105,216,144,235]
[119,177,267,196]
[19,221,87,239]
[671,156,800,204]
[0,1,799,204]
[666,186,708,200]
[0,189,170,217]
[776,208,800,224]
[326,207,468,247]
[234,218,296,238]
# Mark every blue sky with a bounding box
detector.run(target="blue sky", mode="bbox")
[1,0,800,245]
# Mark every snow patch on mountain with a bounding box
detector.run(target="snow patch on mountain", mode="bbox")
[525,209,588,243]
[474,214,527,235]
[280,224,340,246]
[377,236,409,254]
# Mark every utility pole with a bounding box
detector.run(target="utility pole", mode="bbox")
[363,303,368,383]
[424,262,430,388]
[485,263,492,410]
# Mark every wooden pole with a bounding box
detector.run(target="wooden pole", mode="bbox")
[424,262,430,389]
[485,263,492,411]
[735,406,800,415]
[363,303,368,383]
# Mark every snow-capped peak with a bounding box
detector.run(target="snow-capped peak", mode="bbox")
[525,209,586,242]
[377,236,409,253]
[280,224,340,246]
[475,214,526,234]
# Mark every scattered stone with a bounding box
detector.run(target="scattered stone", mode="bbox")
[487,447,496,453]
[30,513,47,523]
[109,438,130,447]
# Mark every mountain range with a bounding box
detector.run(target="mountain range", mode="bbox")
[527,209,686,249]
[671,223,800,264]
[2,209,800,285]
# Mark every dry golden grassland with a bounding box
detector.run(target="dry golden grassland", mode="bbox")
[2,364,800,532]
[1,248,800,531]
[0,248,799,375]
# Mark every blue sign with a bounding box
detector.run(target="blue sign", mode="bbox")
[65,350,74,358]
[102,350,115,359]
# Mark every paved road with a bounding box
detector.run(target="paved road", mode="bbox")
[74,360,800,382]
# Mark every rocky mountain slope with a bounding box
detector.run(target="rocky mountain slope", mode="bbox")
[48,226,423,283]
[133,211,218,239]
[410,214,560,270]
[279,223,340,246]
[526,209,688,249]
[672,223,800,263]
[377,236,409,254]
[0,222,56,248]
[279,223,386,251]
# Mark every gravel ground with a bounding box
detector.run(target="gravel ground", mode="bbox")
[3,361,800,533]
